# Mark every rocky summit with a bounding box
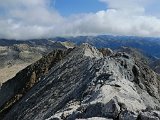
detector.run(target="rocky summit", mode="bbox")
[0,43,160,120]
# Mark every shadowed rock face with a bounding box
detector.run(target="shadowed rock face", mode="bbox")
[0,44,160,120]
[0,49,72,119]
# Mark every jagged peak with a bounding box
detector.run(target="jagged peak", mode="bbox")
[79,43,103,58]
[60,41,75,49]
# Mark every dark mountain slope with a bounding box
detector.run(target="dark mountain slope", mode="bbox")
[150,59,160,74]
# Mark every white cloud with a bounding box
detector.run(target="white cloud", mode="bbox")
[57,9,160,37]
[0,0,160,39]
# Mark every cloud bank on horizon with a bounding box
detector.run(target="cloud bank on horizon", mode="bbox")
[0,0,160,39]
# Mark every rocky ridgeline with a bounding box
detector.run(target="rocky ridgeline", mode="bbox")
[0,43,160,120]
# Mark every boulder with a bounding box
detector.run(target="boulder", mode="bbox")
[102,98,120,119]
[119,110,137,120]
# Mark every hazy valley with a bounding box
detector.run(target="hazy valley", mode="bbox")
[0,39,74,83]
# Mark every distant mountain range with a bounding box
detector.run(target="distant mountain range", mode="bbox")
[1,35,160,58]
[52,35,160,58]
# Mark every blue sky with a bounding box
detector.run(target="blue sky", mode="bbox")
[145,1,160,16]
[1,0,160,39]
[51,0,160,17]
[53,0,106,16]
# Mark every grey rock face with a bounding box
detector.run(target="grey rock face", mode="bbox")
[1,44,160,120]
[139,112,160,120]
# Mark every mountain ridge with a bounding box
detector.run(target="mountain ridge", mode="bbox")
[0,44,160,120]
